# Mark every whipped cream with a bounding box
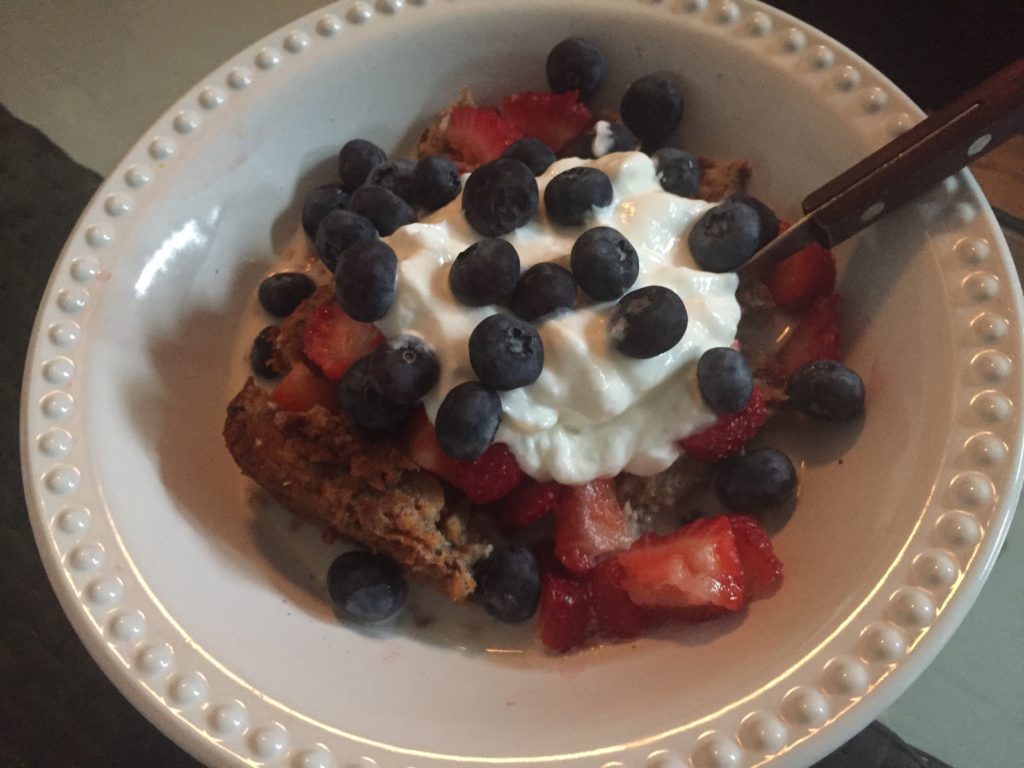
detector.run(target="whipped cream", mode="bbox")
[377,152,741,484]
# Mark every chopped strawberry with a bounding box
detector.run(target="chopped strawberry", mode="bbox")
[679,386,767,461]
[762,242,837,313]
[554,479,638,576]
[302,301,384,381]
[491,479,562,527]
[729,515,783,599]
[538,572,592,653]
[590,560,651,639]
[499,91,595,153]
[614,516,745,614]
[451,444,525,504]
[445,106,522,170]
[406,406,461,479]
[269,361,337,412]
[772,294,840,379]
[404,408,524,504]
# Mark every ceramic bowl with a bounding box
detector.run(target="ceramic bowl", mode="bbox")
[21,1,1022,766]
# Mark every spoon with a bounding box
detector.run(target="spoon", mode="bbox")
[739,56,1024,275]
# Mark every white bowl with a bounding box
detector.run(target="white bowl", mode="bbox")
[21,1,1023,766]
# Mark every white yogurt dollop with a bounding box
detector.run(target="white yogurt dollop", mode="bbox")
[377,151,740,484]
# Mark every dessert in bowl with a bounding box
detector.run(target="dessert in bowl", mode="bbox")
[21,1,1022,766]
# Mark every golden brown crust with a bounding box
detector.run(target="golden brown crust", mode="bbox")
[271,284,334,374]
[224,380,490,600]
[697,156,751,201]
[616,457,710,524]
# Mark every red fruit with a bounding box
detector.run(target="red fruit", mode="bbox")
[614,516,745,613]
[302,301,384,381]
[499,91,595,153]
[269,361,338,412]
[406,407,461,479]
[404,408,524,504]
[451,444,525,504]
[729,515,783,599]
[539,572,592,653]
[679,386,768,461]
[772,294,840,379]
[554,479,637,576]
[445,106,522,170]
[590,560,651,639]
[491,479,562,527]
[762,242,837,312]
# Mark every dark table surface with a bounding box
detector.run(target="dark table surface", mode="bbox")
[2,1,1022,766]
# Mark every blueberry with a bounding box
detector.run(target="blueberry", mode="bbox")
[502,138,557,176]
[509,263,577,321]
[688,202,761,273]
[338,139,387,192]
[314,209,378,272]
[697,347,754,413]
[727,193,780,249]
[435,381,502,460]
[570,226,639,301]
[546,37,607,102]
[449,238,520,306]
[562,120,639,159]
[715,448,797,512]
[468,313,544,390]
[250,326,279,379]
[474,545,541,623]
[786,360,865,421]
[334,239,397,322]
[258,272,317,317]
[338,356,411,432]
[366,334,440,404]
[609,285,687,359]
[301,183,349,239]
[348,185,416,236]
[462,158,539,237]
[365,158,417,205]
[544,166,613,226]
[327,550,408,622]
[413,155,462,210]
[620,75,684,146]
[652,148,701,198]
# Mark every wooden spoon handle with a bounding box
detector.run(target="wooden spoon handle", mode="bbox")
[803,57,1024,245]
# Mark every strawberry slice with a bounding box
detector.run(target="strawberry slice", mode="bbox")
[499,91,595,152]
[554,479,637,576]
[451,444,525,504]
[772,294,840,379]
[762,242,837,313]
[729,515,783,599]
[589,560,651,639]
[302,301,384,381]
[405,407,524,504]
[539,572,593,653]
[269,361,338,412]
[614,516,745,614]
[491,479,562,527]
[679,386,767,461]
[445,106,522,170]
[407,406,462,478]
